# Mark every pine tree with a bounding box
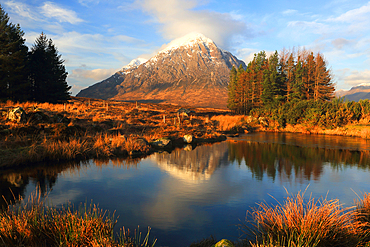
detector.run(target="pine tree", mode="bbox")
[285,53,295,102]
[314,53,334,101]
[0,4,30,102]
[227,66,238,112]
[29,33,70,103]
[261,52,279,107]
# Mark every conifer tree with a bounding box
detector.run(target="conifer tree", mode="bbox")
[314,53,335,101]
[227,66,238,111]
[0,4,30,102]
[261,52,279,107]
[29,33,70,103]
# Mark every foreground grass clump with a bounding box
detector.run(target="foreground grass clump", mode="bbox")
[246,191,370,247]
[0,189,156,247]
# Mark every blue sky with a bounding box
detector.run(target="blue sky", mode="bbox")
[3,0,370,95]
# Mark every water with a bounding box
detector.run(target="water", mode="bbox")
[1,132,370,246]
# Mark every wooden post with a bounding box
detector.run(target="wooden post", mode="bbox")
[174,117,176,125]
[106,103,109,111]
[163,115,166,123]
[103,101,105,107]
[64,103,66,111]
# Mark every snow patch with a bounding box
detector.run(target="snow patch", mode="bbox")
[122,57,148,69]
[159,32,216,54]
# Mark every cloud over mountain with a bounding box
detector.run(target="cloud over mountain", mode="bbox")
[135,0,250,49]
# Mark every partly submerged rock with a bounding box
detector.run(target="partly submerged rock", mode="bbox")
[183,134,194,143]
[7,107,27,123]
[150,137,172,149]
[213,239,234,247]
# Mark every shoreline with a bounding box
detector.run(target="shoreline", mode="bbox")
[1,97,369,169]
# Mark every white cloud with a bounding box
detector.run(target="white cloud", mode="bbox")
[134,0,251,49]
[287,20,328,34]
[343,69,370,86]
[4,1,39,21]
[282,9,297,15]
[40,2,84,24]
[78,0,100,7]
[329,2,370,22]
[71,68,119,80]
[331,38,352,49]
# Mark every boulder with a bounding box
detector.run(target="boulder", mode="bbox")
[213,239,234,247]
[150,137,172,149]
[183,134,194,143]
[177,108,195,117]
[7,107,27,123]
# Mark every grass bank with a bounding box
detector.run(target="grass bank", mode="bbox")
[0,98,230,168]
[244,191,370,247]
[0,188,156,247]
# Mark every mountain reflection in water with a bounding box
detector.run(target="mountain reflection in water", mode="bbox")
[1,133,370,210]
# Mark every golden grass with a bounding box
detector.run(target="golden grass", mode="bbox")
[246,190,369,247]
[0,188,156,247]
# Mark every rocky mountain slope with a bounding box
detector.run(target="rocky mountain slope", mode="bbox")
[336,84,370,101]
[77,33,246,108]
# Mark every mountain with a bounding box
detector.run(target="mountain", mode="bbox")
[336,84,370,101]
[77,32,246,108]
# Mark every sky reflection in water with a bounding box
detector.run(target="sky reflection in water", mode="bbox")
[1,132,370,247]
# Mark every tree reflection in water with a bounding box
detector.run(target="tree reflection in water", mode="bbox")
[1,133,370,209]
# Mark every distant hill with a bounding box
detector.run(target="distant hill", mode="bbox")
[336,84,370,101]
[77,32,246,108]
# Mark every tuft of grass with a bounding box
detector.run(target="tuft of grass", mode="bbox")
[245,189,366,247]
[0,188,156,247]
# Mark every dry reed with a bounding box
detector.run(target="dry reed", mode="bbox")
[246,190,367,247]
[0,188,156,247]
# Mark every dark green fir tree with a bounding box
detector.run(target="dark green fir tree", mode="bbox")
[29,32,70,103]
[0,4,30,102]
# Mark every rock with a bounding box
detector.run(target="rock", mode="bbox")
[7,107,27,123]
[258,117,269,127]
[183,134,194,143]
[213,239,234,247]
[150,137,172,149]
[178,108,195,117]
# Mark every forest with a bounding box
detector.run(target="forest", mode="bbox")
[227,49,370,128]
[0,4,70,103]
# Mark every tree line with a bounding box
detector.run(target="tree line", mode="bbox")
[0,4,70,103]
[227,49,335,114]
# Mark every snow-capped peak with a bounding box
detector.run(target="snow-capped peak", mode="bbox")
[123,57,148,69]
[159,32,216,54]
[357,83,370,87]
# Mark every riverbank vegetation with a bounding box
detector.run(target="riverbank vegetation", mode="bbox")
[0,98,230,168]
[0,189,156,247]
[244,191,370,247]
[226,48,370,138]
[5,187,370,247]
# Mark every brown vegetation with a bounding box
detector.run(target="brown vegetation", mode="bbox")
[0,188,156,247]
[0,97,231,168]
[245,191,370,247]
